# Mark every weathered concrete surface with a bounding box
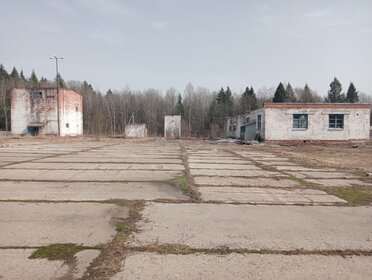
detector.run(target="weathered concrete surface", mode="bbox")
[35,157,183,164]
[199,187,346,204]
[61,153,180,159]
[113,253,372,280]
[188,159,248,164]
[189,163,259,170]
[73,250,101,279]
[0,169,181,181]
[274,166,335,171]
[4,162,185,171]
[288,171,356,179]
[306,178,372,187]
[129,203,372,250]
[0,248,99,280]
[0,202,128,246]
[194,177,300,188]
[0,249,68,280]
[0,181,187,201]
[256,161,298,166]
[190,169,284,177]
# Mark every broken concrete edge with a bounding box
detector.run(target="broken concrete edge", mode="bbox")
[125,243,372,257]
[81,200,145,280]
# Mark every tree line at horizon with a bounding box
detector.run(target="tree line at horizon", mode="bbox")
[0,64,371,137]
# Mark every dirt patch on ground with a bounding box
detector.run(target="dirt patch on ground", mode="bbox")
[252,143,372,174]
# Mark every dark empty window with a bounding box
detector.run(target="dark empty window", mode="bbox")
[30,91,42,99]
[66,123,69,128]
[233,125,237,131]
[293,114,308,129]
[257,115,262,130]
[329,114,344,129]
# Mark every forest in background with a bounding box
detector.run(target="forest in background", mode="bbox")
[1,64,371,137]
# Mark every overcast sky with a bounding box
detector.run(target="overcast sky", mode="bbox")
[1,0,371,96]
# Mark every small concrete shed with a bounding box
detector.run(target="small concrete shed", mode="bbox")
[164,115,181,138]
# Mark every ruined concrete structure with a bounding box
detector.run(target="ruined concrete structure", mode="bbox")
[124,124,147,138]
[164,115,181,138]
[11,88,83,136]
[227,103,371,141]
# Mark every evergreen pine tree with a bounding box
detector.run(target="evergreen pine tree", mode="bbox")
[301,84,313,103]
[248,86,257,111]
[325,77,343,103]
[345,82,359,103]
[176,93,185,116]
[56,73,65,88]
[242,87,250,113]
[0,64,9,79]
[285,83,296,102]
[216,87,225,104]
[19,70,26,81]
[272,83,286,102]
[29,69,39,87]
[10,67,19,80]
[225,86,233,116]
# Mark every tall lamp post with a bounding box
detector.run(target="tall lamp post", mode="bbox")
[50,56,63,136]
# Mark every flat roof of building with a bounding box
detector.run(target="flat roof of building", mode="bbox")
[264,103,371,109]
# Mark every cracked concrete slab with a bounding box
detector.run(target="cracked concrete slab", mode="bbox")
[113,253,372,280]
[0,169,181,181]
[4,162,185,171]
[0,181,187,201]
[35,157,183,164]
[305,179,372,187]
[288,171,356,179]
[188,163,259,170]
[194,177,299,187]
[129,203,372,250]
[0,249,100,280]
[274,166,335,171]
[190,169,284,177]
[256,161,298,166]
[188,159,248,164]
[0,202,128,246]
[0,249,68,280]
[199,187,346,204]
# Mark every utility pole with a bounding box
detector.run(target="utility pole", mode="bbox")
[49,56,63,136]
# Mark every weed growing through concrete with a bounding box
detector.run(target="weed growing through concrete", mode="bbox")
[328,186,372,206]
[29,243,91,261]
[116,223,131,233]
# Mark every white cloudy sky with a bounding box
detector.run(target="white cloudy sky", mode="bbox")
[1,0,371,96]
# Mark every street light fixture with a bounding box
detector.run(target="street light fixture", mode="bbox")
[49,56,64,136]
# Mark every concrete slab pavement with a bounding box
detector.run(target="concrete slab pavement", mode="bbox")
[0,181,187,201]
[129,203,372,251]
[0,202,128,246]
[113,253,372,280]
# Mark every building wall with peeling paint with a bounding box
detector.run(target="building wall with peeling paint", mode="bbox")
[11,88,83,136]
[164,115,181,138]
[264,103,371,141]
[226,104,371,141]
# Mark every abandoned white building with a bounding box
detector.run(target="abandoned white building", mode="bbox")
[124,123,147,138]
[227,103,371,142]
[11,88,83,136]
[164,115,181,138]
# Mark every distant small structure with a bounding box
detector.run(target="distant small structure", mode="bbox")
[164,115,181,138]
[11,88,83,136]
[124,123,147,138]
